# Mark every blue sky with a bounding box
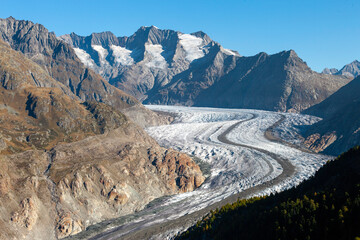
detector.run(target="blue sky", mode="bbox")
[1,0,359,72]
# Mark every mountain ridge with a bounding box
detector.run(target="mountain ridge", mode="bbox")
[62,26,350,112]
[0,16,171,128]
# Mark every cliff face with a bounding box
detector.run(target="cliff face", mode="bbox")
[0,133,204,239]
[0,36,204,239]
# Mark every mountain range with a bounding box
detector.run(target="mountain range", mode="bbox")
[0,15,359,239]
[59,24,360,155]
[61,27,352,112]
[0,17,169,128]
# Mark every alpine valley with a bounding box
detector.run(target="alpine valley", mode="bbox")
[0,16,359,240]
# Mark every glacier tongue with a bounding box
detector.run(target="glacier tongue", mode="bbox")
[145,105,331,206]
[84,105,333,239]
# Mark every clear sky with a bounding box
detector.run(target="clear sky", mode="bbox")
[1,0,359,72]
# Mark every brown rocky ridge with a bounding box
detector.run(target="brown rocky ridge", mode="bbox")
[0,38,204,239]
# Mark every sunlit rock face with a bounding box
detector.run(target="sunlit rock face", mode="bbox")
[0,28,204,239]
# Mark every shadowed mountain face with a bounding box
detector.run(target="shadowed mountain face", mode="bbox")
[0,32,204,239]
[63,27,350,112]
[303,76,360,155]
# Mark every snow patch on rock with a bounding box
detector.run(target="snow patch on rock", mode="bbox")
[73,48,95,68]
[179,33,205,62]
[110,45,134,66]
[222,48,237,56]
[144,44,167,69]
[92,45,109,65]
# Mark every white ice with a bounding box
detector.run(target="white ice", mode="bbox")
[144,44,167,69]
[92,45,109,66]
[146,105,330,198]
[89,105,332,239]
[110,45,134,66]
[222,48,237,56]
[178,33,206,62]
[73,47,96,68]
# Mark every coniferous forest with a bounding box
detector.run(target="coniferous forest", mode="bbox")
[177,147,360,240]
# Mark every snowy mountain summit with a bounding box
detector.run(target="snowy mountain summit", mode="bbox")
[60,26,239,101]
[61,26,350,112]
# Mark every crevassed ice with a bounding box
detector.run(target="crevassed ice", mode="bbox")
[110,45,134,66]
[92,45,109,65]
[179,33,205,62]
[73,48,95,68]
[145,44,167,69]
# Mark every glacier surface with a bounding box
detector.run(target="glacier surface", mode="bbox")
[84,105,332,239]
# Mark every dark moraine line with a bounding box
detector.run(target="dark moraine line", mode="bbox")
[69,113,297,240]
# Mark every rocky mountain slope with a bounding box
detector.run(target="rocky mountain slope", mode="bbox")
[302,76,360,155]
[190,50,351,112]
[0,38,204,239]
[0,17,168,127]
[62,27,350,112]
[322,60,360,78]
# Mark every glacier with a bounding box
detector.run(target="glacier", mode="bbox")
[75,106,332,240]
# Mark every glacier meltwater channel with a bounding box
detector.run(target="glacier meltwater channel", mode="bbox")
[71,106,332,240]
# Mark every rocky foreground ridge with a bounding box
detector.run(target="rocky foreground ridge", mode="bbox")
[0,29,204,239]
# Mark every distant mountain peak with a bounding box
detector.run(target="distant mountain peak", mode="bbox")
[286,49,298,58]
[335,59,360,78]
[322,68,338,75]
